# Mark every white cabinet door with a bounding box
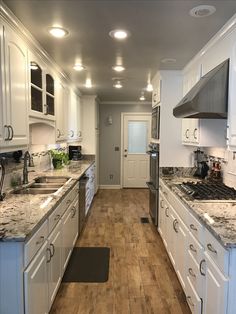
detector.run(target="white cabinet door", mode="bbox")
[48,222,62,310]
[3,24,29,147]
[68,89,78,141]
[204,254,228,314]
[56,81,68,141]
[0,24,7,147]
[152,72,161,108]
[24,241,48,314]
[61,205,74,272]
[77,95,82,139]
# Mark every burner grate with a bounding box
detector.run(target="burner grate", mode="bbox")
[177,182,236,200]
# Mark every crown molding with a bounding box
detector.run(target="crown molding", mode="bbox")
[99,100,151,105]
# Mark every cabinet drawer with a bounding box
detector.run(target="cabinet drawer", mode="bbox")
[204,228,229,275]
[187,249,205,299]
[24,219,48,267]
[63,184,78,209]
[188,231,204,265]
[186,277,202,314]
[188,211,204,245]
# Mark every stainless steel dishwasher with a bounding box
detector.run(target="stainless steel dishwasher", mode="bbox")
[79,175,89,235]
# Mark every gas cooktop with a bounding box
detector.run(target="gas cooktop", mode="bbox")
[177,181,236,202]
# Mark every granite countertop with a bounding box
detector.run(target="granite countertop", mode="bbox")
[160,168,236,249]
[0,160,94,242]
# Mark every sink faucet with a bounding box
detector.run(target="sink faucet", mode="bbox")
[23,151,34,185]
[0,157,6,201]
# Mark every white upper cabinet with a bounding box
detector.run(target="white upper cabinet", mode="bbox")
[0,23,29,150]
[181,59,226,147]
[55,81,68,142]
[67,89,81,141]
[29,51,55,121]
[152,72,161,108]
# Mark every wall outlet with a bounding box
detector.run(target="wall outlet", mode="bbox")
[114,146,119,151]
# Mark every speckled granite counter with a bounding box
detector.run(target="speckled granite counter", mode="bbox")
[160,168,236,249]
[0,160,94,242]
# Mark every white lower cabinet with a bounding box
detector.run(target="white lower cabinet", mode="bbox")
[24,241,48,314]
[159,179,231,314]
[61,198,78,272]
[204,253,228,314]
[48,221,62,309]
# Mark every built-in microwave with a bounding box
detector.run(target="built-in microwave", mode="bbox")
[151,106,160,139]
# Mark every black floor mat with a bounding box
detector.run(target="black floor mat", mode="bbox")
[62,247,110,283]
[140,217,150,223]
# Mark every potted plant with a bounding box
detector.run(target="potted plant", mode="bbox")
[49,150,69,169]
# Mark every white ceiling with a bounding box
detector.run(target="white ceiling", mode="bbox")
[3,0,236,102]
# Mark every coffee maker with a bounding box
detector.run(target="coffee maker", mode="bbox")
[68,145,82,160]
[193,149,209,179]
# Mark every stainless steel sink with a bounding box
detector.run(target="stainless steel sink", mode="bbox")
[30,183,64,189]
[13,188,58,195]
[34,176,69,184]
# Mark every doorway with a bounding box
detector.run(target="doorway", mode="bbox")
[121,113,151,188]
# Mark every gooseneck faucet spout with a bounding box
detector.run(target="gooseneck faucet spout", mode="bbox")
[0,157,6,201]
[23,151,34,185]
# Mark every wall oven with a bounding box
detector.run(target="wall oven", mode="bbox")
[146,143,159,226]
[151,106,160,140]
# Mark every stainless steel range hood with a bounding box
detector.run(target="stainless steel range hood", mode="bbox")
[173,59,229,119]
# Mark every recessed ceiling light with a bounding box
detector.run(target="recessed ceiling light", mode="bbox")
[73,64,85,71]
[112,65,125,72]
[48,26,69,38]
[161,58,176,64]
[85,78,92,88]
[30,62,39,70]
[109,29,130,40]
[113,80,123,89]
[146,83,153,92]
[189,5,216,18]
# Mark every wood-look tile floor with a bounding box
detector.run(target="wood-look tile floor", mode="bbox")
[50,189,191,314]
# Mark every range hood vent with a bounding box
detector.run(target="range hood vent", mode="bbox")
[173,59,229,119]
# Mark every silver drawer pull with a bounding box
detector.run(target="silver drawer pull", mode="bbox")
[190,224,197,231]
[189,244,197,253]
[160,200,164,208]
[188,268,196,278]
[54,214,60,221]
[199,259,206,276]
[187,296,194,307]
[36,236,44,245]
[207,243,217,254]
[165,207,169,217]
[173,219,178,233]
[66,199,71,205]
[71,206,76,218]
[46,248,51,263]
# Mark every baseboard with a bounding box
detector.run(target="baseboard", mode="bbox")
[99,185,121,189]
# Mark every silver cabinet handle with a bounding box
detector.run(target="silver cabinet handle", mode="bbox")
[189,244,197,253]
[8,125,14,140]
[66,199,71,205]
[54,214,60,221]
[187,296,194,308]
[199,259,206,276]
[173,219,178,233]
[207,243,217,254]
[70,130,74,137]
[190,224,197,231]
[193,128,198,140]
[185,128,189,139]
[57,128,61,138]
[36,236,45,245]
[160,199,164,208]
[71,206,76,218]
[165,207,169,217]
[188,268,196,278]
[163,191,167,197]
[50,243,55,257]
[46,248,51,263]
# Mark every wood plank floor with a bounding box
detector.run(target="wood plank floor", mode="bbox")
[50,189,191,314]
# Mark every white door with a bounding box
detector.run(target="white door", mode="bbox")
[122,114,151,188]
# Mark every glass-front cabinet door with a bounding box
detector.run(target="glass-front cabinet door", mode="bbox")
[30,61,43,113]
[29,52,55,120]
